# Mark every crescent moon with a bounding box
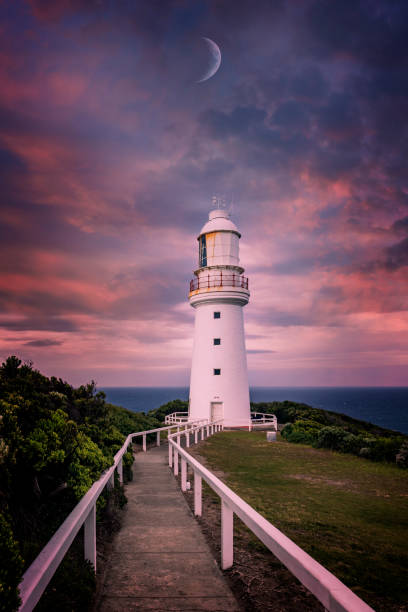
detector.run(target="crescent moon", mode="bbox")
[196,37,221,83]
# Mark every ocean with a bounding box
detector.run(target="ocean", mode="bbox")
[100,386,408,434]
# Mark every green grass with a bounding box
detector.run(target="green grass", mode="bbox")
[196,431,408,611]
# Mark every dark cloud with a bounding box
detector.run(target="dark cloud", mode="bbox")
[317,285,345,301]
[0,289,97,316]
[290,65,329,100]
[392,216,408,234]
[255,309,316,328]
[271,101,310,132]
[200,106,267,140]
[107,265,190,321]
[0,317,79,332]
[0,147,26,175]
[317,93,362,140]
[306,0,408,68]
[384,237,408,270]
[24,338,63,347]
[28,0,98,21]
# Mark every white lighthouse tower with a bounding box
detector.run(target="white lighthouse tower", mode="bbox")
[188,203,251,428]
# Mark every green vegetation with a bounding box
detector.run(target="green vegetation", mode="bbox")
[251,400,407,465]
[196,431,408,611]
[147,398,188,423]
[0,356,159,612]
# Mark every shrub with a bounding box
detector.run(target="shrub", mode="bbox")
[0,356,159,609]
[396,441,408,468]
[147,399,188,423]
[281,420,320,445]
[0,513,23,612]
[315,426,349,451]
[370,436,405,463]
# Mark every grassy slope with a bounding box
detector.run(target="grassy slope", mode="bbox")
[196,431,408,611]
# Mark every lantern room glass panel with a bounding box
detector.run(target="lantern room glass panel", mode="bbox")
[199,234,207,267]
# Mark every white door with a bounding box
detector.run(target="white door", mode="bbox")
[211,402,223,422]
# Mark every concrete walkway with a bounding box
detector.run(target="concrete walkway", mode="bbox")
[97,444,241,611]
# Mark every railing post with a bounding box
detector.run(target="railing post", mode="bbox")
[117,458,123,484]
[143,433,146,452]
[186,431,190,448]
[84,504,96,571]
[107,471,114,490]
[174,449,179,476]
[194,471,202,516]
[206,424,209,436]
[194,429,198,444]
[156,431,160,447]
[201,426,205,440]
[168,442,173,467]
[181,458,187,491]
[221,500,234,570]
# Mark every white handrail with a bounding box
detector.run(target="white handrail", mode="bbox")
[165,412,190,424]
[18,420,206,612]
[168,425,374,612]
[250,412,277,430]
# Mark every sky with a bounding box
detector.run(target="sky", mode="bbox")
[1,0,408,387]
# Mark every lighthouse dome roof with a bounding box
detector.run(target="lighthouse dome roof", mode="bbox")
[198,209,241,238]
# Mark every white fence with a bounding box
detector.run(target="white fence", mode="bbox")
[17,421,206,612]
[250,411,277,430]
[165,411,278,430]
[164,411,189,424]
[168,423,374,612]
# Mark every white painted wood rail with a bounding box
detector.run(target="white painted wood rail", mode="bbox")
[18,420,206,612]
[168,424,374,612]
[165,410,278,430]
[165,411,189,424]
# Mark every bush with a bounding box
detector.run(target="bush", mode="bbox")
[396,441,408,468]
[0,513,23,612]
[281,420,320,445]
[0,356,159,609]
[147,399,188,423]
[255,399,407,465]
[370,436,405,463]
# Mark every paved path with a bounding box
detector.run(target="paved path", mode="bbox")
[97,444,240,611]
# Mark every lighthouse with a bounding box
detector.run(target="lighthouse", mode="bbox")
[188,204,251,428]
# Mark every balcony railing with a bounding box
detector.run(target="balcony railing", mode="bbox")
[189,273,249,292]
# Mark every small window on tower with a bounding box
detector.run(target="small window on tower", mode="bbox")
[213,338,221,345]
[214,311,221,319]
[214,368,221,375]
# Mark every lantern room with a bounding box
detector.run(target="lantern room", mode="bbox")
[197,209,241,268]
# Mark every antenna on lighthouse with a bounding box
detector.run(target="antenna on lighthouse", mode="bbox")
[229,194,235,216]
[211,194,227,210]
